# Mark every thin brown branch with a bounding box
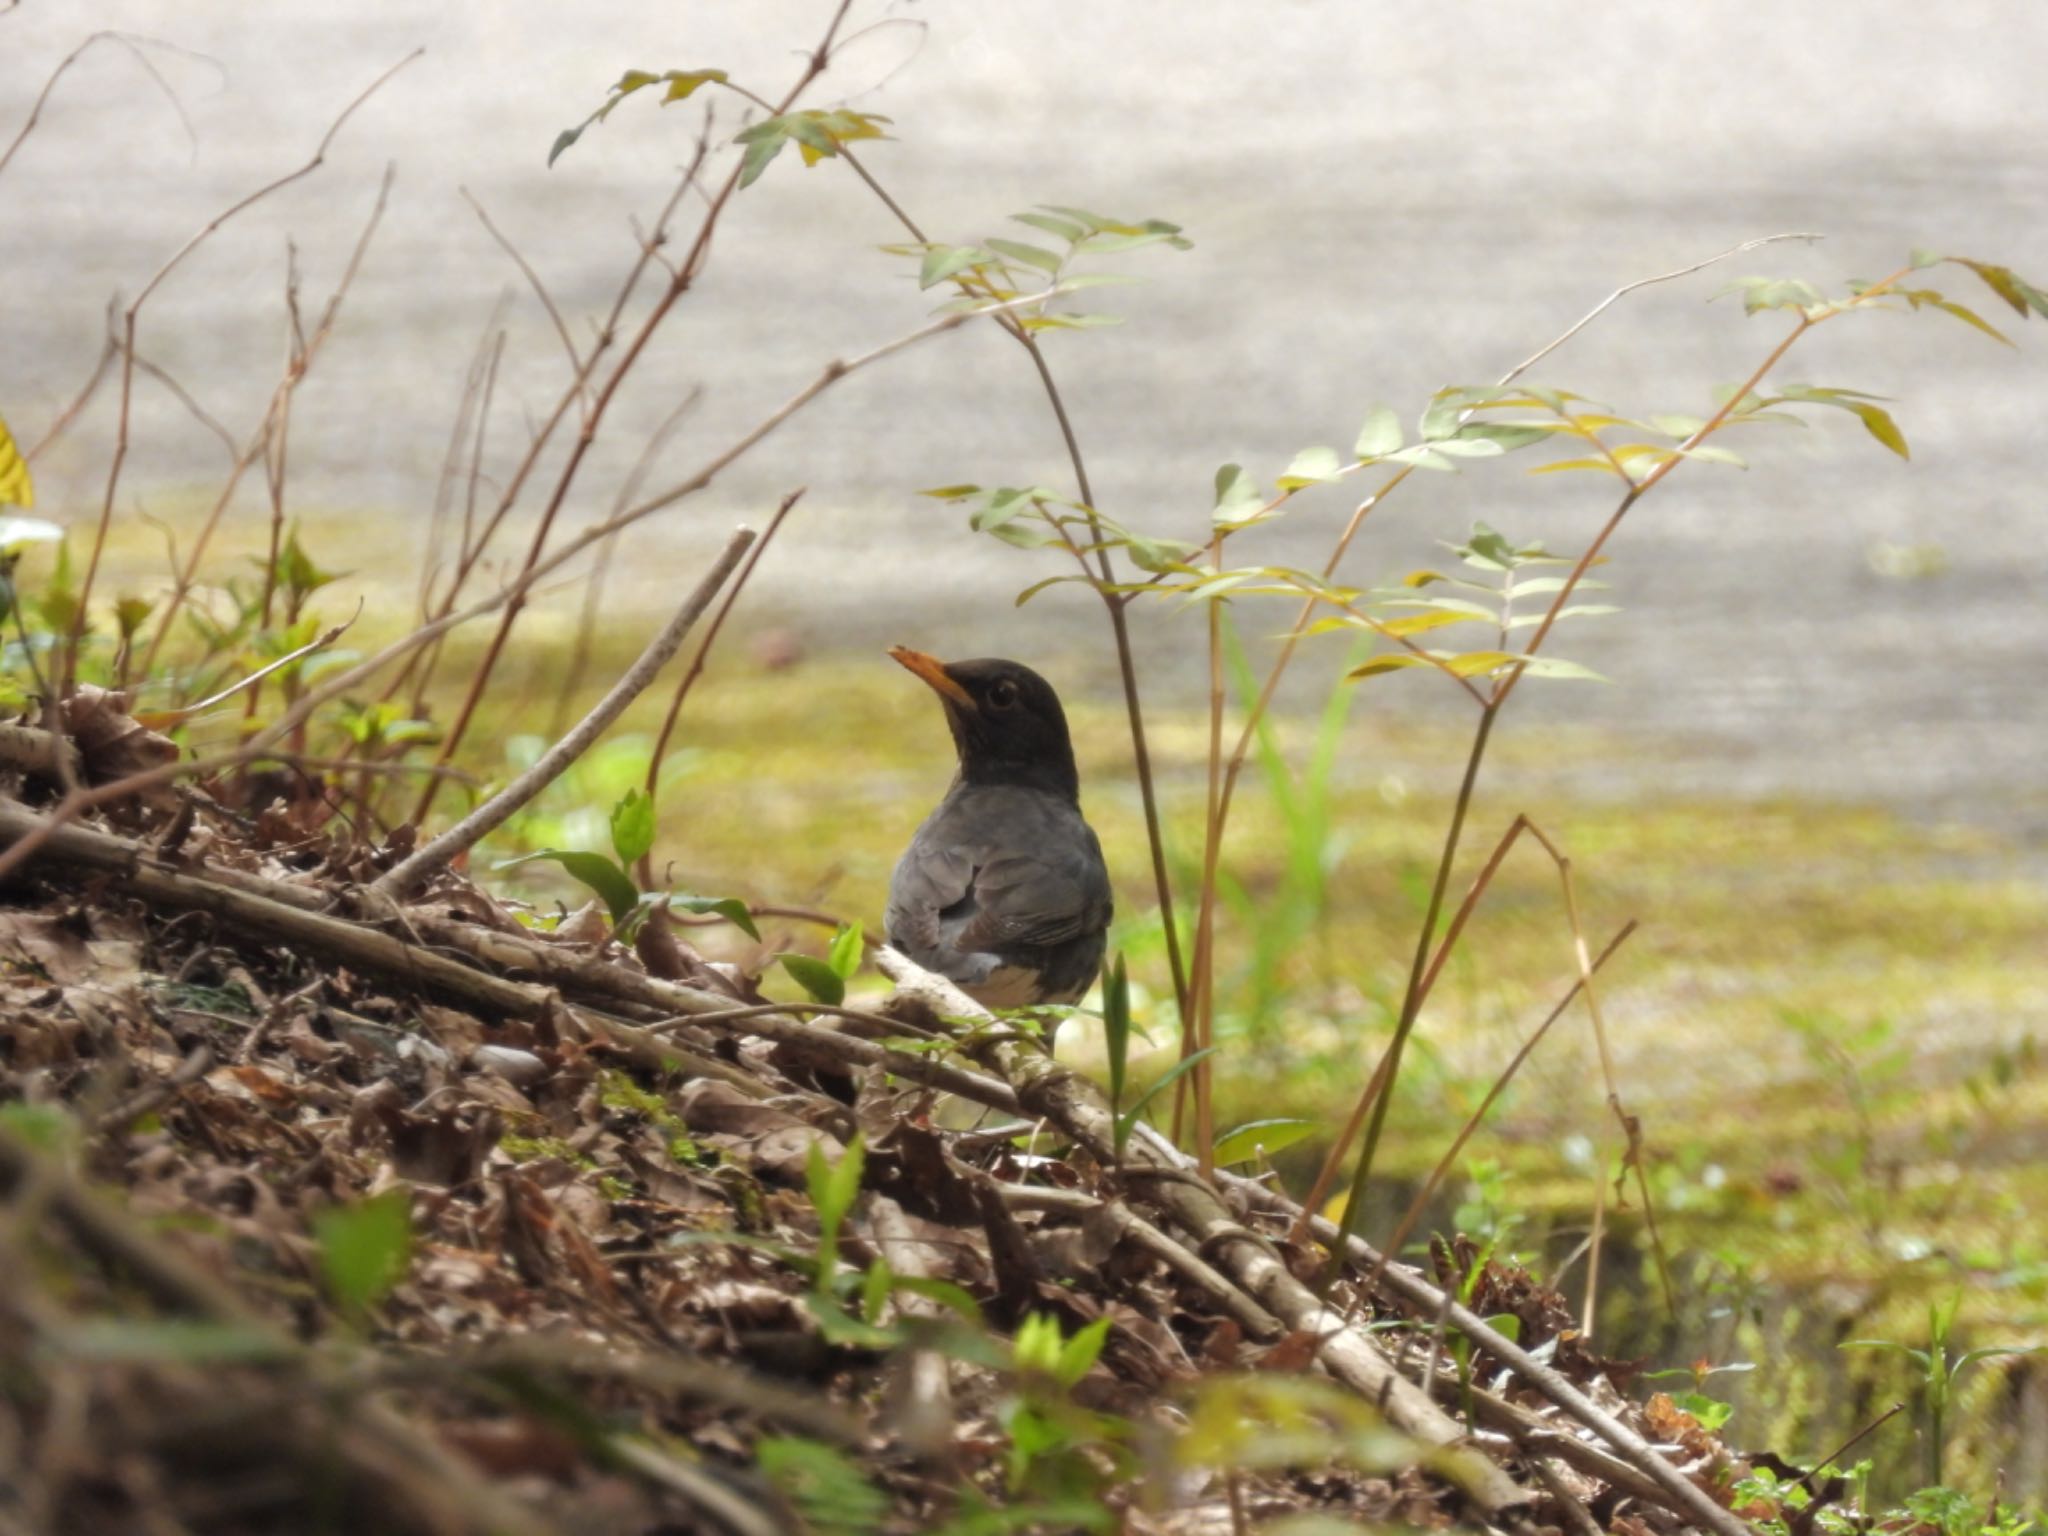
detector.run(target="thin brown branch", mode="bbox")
[1375,921,1638,1270]
[71,53,417,699]
[636,490,800,883]
[139,162,399,677]
[0,288,1070,886]
[0,31,199,182]
[461,186,585,385]
[412,16,854,823]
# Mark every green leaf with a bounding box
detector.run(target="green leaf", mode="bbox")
[1717,276,1826,315]
[1910,247,1944,270]
[1353,405,1402,458]
[918,483,982,501]
[1929,298,2015,346]
[1452,421,1552,452]
[782,954,845,1006]
[806,1133,866,1248]
[1529,457,1626,477]
[1211,463,1265,524]
[1513,656,1610,683]
[609,788,656,867]
[736,124,790,188]
[1115,1047,1219,1146]
[1849,402,1909,460]
[827,921,863,981]
[1379,609,1483,638]
[1957,259,2032,316]
[1011,210,1086,243]
[1387,444,1455,472]
[1102,954,1132,1141]
[670,893,760,941]
[757,1437,891,1535]
[984,237,1062,275]
[495,850,640,926]
[1675,1391,1735,1433]
[547,125,588,168]
[660,68,729,104]
[1276,446,1345,490]
[1212,1118,1317,1167]
[1055,1316,1111,1388]
[1429,437,1505,459]
[314,1189,412,1317]
[1349,654,1431,680]
[919,244,989,290]
[1419,388,1470,441]
[984,518,1059,550]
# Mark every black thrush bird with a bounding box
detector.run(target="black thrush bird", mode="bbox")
[886,649,1112,1033]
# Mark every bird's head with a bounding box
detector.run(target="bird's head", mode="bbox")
[889,648,1080,800]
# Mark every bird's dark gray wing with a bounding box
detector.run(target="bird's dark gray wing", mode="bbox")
[886,786,1110,992]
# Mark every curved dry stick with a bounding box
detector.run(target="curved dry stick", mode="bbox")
[460,186,585,385]
[370,526,756,901]
[0,30,201,182]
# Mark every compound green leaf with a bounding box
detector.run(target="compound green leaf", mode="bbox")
[1276,446,1344,490]
[985,238,1062,275]
[919,243,988,289]
[1850,402,1909,459]
[1353,405,1402,458]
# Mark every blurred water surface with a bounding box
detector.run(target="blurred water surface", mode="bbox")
[4,1,2046,820]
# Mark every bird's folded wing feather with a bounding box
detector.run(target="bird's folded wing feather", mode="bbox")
[886,790,1110,971]
[949,847,1107,951]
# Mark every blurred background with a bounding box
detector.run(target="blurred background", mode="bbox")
[5,0,2046,1495]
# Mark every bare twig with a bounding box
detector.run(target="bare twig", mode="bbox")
[73,54,417,700]
[412,5,861,823]
[370,527,755,900]
[0,31,200,183]
[181,605,360,716]
[634,491,800,883]
[139,162,400,676]
[0,286,1076,888]
[461,187,585,386]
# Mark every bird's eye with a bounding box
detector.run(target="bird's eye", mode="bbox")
[988,678,1020,709]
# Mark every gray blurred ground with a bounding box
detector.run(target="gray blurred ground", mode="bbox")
[4,1,2045,820]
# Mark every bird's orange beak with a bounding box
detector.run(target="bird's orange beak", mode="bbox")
[889,646,976,710]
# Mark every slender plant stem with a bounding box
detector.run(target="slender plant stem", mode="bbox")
[0,290,1045,887]
[1373,921,1637,1269]
[411,11,859,820]
[834,144,1191,1021]
[69,51,417,704]
[1321,702,1500,1267]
